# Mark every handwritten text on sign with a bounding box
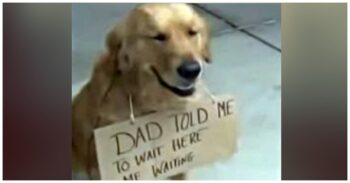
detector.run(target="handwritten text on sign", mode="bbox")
[94,95,238,180]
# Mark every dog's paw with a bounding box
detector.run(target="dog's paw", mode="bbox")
[169,173,187,180]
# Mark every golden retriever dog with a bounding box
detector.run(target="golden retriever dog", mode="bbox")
[72,3,212,180]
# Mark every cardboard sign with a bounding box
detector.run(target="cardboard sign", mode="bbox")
[94,95,238,180]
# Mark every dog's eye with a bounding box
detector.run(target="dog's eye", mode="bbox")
[152,33,167,41]
[188,30,198,36]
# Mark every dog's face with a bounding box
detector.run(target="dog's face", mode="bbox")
[107,4,211,99]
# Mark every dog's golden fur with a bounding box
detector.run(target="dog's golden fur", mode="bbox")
[72,3,211,180]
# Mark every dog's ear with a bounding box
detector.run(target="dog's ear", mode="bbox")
[106,22,125,53]
[105,22,132,73]
[84,23,127,104]
[202,40,211,63]
[200,17,212,63]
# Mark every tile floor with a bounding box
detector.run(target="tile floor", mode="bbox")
[72,4,281,180]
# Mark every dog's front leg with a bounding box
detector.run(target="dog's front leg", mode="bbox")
[169,173,187,180]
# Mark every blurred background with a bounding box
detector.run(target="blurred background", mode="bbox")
[72,3,281,180]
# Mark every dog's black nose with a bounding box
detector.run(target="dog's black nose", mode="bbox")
[177,61,201,80]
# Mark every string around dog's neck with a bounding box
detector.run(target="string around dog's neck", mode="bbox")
[128,94,135,124]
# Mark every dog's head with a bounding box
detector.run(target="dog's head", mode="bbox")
[106,4,211,105]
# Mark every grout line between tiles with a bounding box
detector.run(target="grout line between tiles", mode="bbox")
[192,4,281,53]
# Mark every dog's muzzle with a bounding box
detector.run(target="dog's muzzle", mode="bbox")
[177,60,201,81]
[151,67,195,97]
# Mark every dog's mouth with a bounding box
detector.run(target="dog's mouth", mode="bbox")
[151,67,195,97]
